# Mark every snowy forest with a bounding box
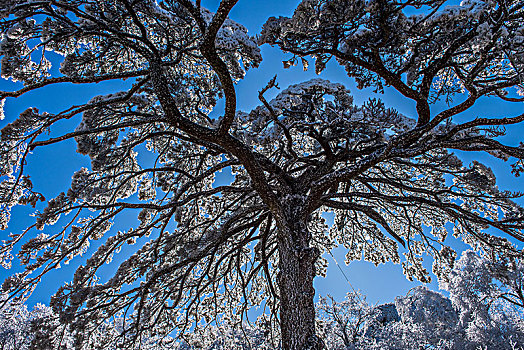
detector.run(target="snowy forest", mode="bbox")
[1,250,524,349]
[0,0,524,349]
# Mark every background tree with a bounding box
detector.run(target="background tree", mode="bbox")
[317,250,524,350]
[0,0,523,349]
[0,292,34,350]
[0,292,179,350]
[442,250,524,349]
[2,250,522,349]
[0,293,74,350]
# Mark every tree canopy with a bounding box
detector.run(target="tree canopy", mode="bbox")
[0,0,523,349]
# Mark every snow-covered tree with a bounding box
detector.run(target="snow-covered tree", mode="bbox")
[0,293,34,350]
[318,250,524,350]
[0,0,523,348]
[442,250,524,349]
[317,287,458,350]
[0,293,73,350]
[316,292,375,349]
[0,292,181,350]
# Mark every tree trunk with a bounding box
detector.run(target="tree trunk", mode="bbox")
[277,199,323,350]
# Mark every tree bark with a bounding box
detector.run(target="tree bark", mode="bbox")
[277,198,323,350]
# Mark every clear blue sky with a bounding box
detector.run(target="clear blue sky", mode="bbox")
[1,0,523,310]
